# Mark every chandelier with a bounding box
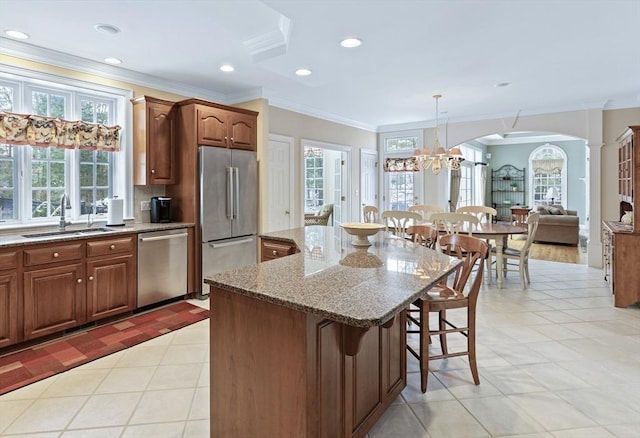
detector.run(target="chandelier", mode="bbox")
[413,94,463,175]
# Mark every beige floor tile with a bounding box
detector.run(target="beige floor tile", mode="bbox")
[160,344,208,365]
[60,426,124,437]
[183,419,210,438]
[147,363,202,390]
[4,396,87,434]
[188,386,209,420]
[114,345,168,368]
[508,392,596,430]
[368,404,430,437]
[40,369,109,397]
[68,392,142,429]
[95,366,156,394]
[554,388,640,425]
[460,395,545,436]
[410,399,490,437]
[550,427,616,438]
[128,388,194,424]
[0,398,33,434]
[121,421,185,437]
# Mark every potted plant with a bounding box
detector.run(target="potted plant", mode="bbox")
[510,182,518,191]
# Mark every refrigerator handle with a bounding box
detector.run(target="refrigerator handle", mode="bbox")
[226,167,233,219]
[233,167,240,220]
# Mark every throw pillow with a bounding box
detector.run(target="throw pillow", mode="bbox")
[548,205,567,215]
[535,205,550,215]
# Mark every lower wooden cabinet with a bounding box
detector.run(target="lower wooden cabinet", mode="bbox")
[23,263,85,340]
[1,233,138,348]
[0,270,19,348]
[602,221,640,307]
[86,254,135,321]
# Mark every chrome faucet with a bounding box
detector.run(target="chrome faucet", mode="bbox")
[59,193,72,230]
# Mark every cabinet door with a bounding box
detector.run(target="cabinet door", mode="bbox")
[147,102,175,184]
[86,254,135,321]
[197,107,228,147]
[0,271,19,348]
[23,263,85,340]
[229,113,257,151]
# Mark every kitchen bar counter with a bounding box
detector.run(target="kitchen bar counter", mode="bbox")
[205,226,461,438]
[0,222,194,248]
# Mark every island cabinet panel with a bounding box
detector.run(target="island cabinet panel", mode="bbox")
[23,263,85,340]
[210,285,406,438]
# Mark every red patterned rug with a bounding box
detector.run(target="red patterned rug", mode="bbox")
[0,301,209,395]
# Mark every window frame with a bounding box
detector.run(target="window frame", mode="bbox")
[528,144,568,208]
[381,130,424,210]
[0,67,132,228]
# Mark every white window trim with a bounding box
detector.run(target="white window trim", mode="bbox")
[380,130,424,209]
[0,66,133,228]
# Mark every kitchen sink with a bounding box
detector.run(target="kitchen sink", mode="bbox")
[22,227,116,238]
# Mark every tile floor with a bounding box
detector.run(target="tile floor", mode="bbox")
[1,259,639,437]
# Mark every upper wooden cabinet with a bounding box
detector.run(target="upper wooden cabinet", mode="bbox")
[131,96,176,185]
[178,98,258,151]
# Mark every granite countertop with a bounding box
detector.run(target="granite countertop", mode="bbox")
[0,221,195,248]
[205,226,461,328]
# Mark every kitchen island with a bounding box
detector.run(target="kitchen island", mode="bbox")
[205,226,461,438]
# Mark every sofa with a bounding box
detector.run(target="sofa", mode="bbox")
[532,204,579,245]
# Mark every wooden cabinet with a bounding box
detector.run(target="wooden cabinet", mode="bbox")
[0,249,19,348]
[260,238,298,261]
[86,235,136,322]
[16,234,137,342]
[183,98,257,151]
[131,95,175,185]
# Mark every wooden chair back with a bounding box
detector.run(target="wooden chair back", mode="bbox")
[456,206,497,224]
[362,205,379,223]
[438,234,489,300]
[408,204,444,223]
[519,212,540,260]
[381,210,422,237]
[407,224,438,249]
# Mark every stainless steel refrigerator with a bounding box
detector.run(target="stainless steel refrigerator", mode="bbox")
[199,146,258,295]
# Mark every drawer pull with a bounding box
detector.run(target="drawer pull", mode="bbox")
[272,250,278,256]
[77,278,83,283]
[53,252,59,258]
[151,169,156,174]
[110,244,116,250]
[88,275,94,281]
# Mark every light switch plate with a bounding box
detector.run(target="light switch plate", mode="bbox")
[140,201,151,211]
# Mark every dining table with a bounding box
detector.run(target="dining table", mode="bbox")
[434,222,528,289]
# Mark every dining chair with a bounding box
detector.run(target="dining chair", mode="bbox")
[406,234,489,392]
[362,205,379,223]
[408,204,444,223]
[381,210,422,237]
[456,206,497,224]
[407,224,438,249]
[430,212,479,238]
[488,212,540,289]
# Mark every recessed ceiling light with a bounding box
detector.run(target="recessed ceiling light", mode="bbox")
[220,64,235,72]
[5,30,30,39]
[495,82,510,88]
[94,24,120,35]
[295,68,312,76]
[340,38,362,48]
[104,57,122,65]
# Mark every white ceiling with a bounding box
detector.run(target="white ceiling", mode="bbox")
[2,0,639,132]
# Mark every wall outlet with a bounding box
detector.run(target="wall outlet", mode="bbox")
[140,201,151,211]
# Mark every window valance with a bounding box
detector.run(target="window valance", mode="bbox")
[532,159,563,175]
[0,111,121,152]
[384,157,419,172]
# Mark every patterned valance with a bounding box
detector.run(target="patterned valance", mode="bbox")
[532,159,563,175]
[384,157,419,172]
[0,111,121,152]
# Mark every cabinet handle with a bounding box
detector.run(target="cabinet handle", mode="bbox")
[151,169,156,174]
[272,250,278,256]
[88,275,94,281]
[77,278,82,283]
[230,137,234,142]
[110,244,116,250]
[224,136,228,141]
[53,252,59,258]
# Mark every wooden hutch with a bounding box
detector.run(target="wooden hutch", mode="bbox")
[602,125,640,307]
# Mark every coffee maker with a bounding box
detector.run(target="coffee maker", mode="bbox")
[150,196,172,223]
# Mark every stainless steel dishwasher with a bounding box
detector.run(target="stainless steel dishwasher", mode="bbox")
[137,228,188,307]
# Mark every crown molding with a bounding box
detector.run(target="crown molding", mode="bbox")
[0,37,227,103]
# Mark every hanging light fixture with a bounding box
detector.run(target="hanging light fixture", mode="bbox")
[413,94,464,175]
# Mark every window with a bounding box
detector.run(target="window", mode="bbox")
[455,145,484,208]
[529,144,567,207]
[304,147,324,212]
[381,130,424,210]
[0,72,127,226]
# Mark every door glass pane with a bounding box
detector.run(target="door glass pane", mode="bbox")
[388,172,414,211]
